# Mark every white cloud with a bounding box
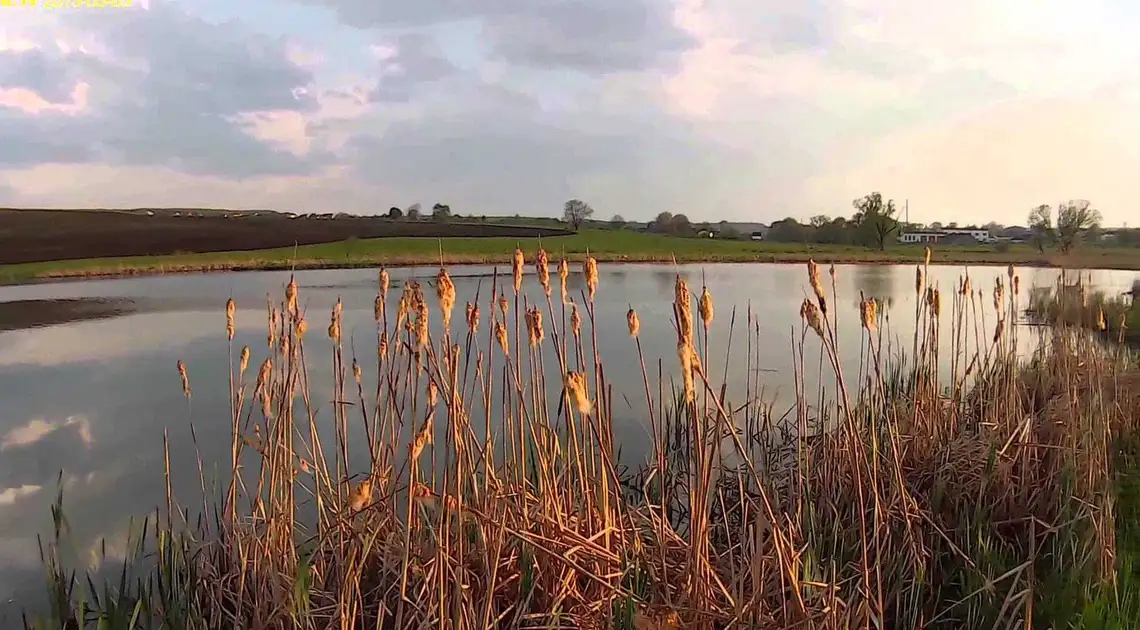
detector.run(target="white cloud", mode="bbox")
[1,415,92,451]
[0,0,1137,225]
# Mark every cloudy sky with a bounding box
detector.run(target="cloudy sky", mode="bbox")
[1,0,1138,226]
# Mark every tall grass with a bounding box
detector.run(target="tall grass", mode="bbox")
[23,253,1140,629]
[1026,272,1137,345]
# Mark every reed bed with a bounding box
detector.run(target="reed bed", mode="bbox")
[24,254,1140,629]
[1026,272,1137,345]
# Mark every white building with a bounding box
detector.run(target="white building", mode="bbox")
[899,228,993,244]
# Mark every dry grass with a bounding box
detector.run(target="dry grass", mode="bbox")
[24,254,1140,629]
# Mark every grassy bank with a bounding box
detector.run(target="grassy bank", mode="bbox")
[21,253,1140,629]
[4,229,1140,284]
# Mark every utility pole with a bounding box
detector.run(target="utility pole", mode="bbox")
[905,199,910,226]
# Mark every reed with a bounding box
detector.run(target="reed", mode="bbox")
[23,255,1140,629]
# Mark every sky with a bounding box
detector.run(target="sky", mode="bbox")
[1,0,1138,226]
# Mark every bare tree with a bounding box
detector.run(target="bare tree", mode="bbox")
[1027,204,1053,253]
[1056,199,1101,253]
[562,199,594,229]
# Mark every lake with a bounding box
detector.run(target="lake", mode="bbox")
[0,262,1134,616]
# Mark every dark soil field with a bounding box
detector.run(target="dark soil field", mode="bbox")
[0,209,574,265]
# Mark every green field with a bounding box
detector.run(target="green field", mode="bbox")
[4,229,1140,283]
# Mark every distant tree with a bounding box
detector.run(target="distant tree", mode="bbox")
[1056,199,1101,253]
[1027,204,1054,253]
[816,217,852,245]
[432,202,452,222]
[928,221,943,230]
[651,211,674,233]
[406,203,422,220]
[562,199,594,229]
[610,214,626,229]
[851,192,900,250]
[387,206,403,219]
[670,213,693,236]
[983,221,1003,234]
[809,215,831,229]
[946,222,959,229]
[768,217,809,243]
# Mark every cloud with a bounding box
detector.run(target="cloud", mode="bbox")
[0,0,1138,224]
[1,415,92,451]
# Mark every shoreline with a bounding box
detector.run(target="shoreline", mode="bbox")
[3,249,1140,286]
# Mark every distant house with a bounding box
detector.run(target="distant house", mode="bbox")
[714,221,769,240]
[900,228,992,244]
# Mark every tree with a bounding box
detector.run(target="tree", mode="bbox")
[768,218,808,243]
[1027,204,1054,253]
[668,213,693,236]
[928,221,943,231]
[1055,199,1101,253]
[816,217,852,245]
[432,202,452,222]
[809,215,831,229]
[387,206,403,219]
[651,211,674,233]
[609,214,626,229]
[983,221,1003,234]
[406,203,422,220]
[562,199,594,229]
[851,192,900,250]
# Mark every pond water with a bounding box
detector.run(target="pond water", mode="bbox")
[0,262,1134,616]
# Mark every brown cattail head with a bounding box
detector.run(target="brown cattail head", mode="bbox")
[536,248,551,296]
[465,302,477,335]
[674,275,694,346]
[558,259,569,303]
[379,268,390,299]
[378,330,389,357]
[799,299,824,339]
[1098,308,1107,331]
[286,276,298,315]
[349,478,372,512]
[677,342,695,402]
[498,293,509,317]
[807,260,826,314]
[268,305,278,349]
[1013,275,1020,295]
[860,298,878,332]
[932,289,941,316]
[296,317,308,340]
[225,298,236,341]
[627,307,640,338]
[327,305,341,343]
[962,275,972,297]
[436,268,456,330]
[374,295,384,323]
[924,247,932,267]
[993,317,1005,344]
[177,360,191,398]
[525,307,544,346]
[915,266,924,296]
[353,361,362,384]
[584,256,599,301]
[256,358,272,392]
[564,371,592,415]
[239,346,250,376]
[698,286,714,327]
[1007,263,1015,279]
[570,304,582,336]
[415,298,430,350]
[512,248,525,293]
[495,321,509,355]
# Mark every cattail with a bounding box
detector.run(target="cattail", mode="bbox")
[915,266,924,295]
[674,275,694,346]
[256,358,272,393]
[800,299,824,339]
[436,268,456,329]
[328,307,341,343]
[860,298,877,332]
[427,380,439,407]
[512,248,525,293]
[962,275,972,296]
[296,317,308,340]
[558,259,569,303]
[353,361,362,383]
[379,268,390,299]
[225,298,236,341]
[627,307,640,338]
[993,317,1005,344]
[1007,263,1015,279]
[570,304,582,336]
[378,331,389,357]
[536,248,551,296]
[495,321,509,355]
[992,283,1004,312]
[526,307,544,346]
[584,256,598,301]
[268,306,278,348]
[415,299,430,349]
[374,295,384,322]
[807,260,827,314]
[1098,309,1107,331]
[698,286,714,327]
[498,293,509,317]
[286,276,298,315]
[829,264,836,282]
[299,459,310,474]
[177,361,191,398]
[924,247,931,267]
[349,478,372,512]
[677,342,695,402]
[1013,275,1020,295]
[564,371,592,415]
[239,346,250,377]
[410,418,434,460]
[932,289,941,316]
